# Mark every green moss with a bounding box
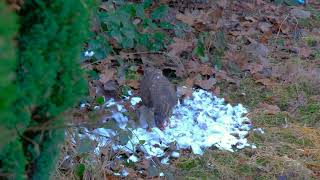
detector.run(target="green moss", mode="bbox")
[279,131,314,147]
[253,113,288,127]
[177,157,202,170]
[237,164,253,176]
[256,157,270,167]
[297,102,320,126]
[249,132,266,145]
[210,151,237,166]
[222,78,272,108]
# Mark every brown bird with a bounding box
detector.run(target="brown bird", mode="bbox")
[140,66,178,130]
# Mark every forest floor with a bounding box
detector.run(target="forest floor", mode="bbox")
[54,0,320,179]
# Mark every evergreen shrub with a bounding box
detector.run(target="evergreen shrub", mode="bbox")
[0,0,94,179]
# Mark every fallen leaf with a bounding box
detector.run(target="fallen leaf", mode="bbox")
[310,95,320,102]
[185,60,202,74]
[299,47,312,58]
[255,78,276,87]
[258,102,281,115]
[168,38,194,57]
[176,12,195,26]
[194,75,216,90]
[217,0,228,8]
[259,30,273,44]
[215,70,239,85]
[212,86,221,96]
[199,64,214,76]
[185,77,195,87]
[247,63,264,74]
[127,79,140,89]
[280,23,290,34]
[176,10,220,31]
[247,42,270,58]
[177,86,193,98]
[224,51,248,70]
[258,22,272,33]
[100,68,116,84]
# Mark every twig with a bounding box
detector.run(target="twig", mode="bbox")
[82,51,186,73]
[24,120,112,132]
[276,14,290,40]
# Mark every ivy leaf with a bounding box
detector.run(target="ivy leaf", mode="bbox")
[121,25,137,39]
[88,38,110,60]
[86,70,99,80]
[153,32,165,42]
[74,163,86,179]
[96,96,105,105]
[274,0,284,5]
[142,18,157,29]
[158,21,174,30]
[110,29,123,42]
[121,37,134,49]
[134,4,145,18]
[151,4,168,20]
[143,0,152,8]
[118,4,135,17]
[137,33,149,45]
[193,41,205,58]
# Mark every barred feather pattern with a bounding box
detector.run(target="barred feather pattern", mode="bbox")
[140,67,178,129]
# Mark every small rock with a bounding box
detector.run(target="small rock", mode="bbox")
[247,42,270,58]
[290,9,311,19]
[258,22,272,33]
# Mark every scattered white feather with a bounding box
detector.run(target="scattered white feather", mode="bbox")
[171,151,180,158]
[128,155,139,163]
[84,50,95,57]
[79,89,258,162]
[161,156,170,165]
[121,169,129,177]
[130,97,142,106]
[254,128,265,134]
[80,103,87,109]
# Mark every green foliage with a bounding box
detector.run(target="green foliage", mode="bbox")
[0,0,95,179]
[193,31,226,68]
[96,96,105,105]
[0,2,25,179]
[31,128,65,180]
[0,140,26,180]
[74,163,86,179]
[0,1,19,151]
[177,157,202,170]
[297,102,320,125]
[87,1,171,60]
